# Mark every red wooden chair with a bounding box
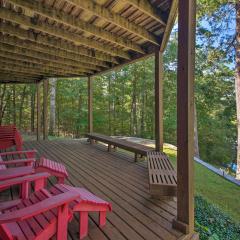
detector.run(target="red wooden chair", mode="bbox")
[0,125,23,151]
[0,125,68,183]
[49,184,112,239]
[0,174,112,240]
[0,150,68,183]
[0,173,79,240]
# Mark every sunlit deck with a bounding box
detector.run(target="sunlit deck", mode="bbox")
[0,139,185,240]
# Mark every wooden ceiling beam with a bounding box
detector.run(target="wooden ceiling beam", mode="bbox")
[0,43,94,74]
[0,74,39,81]
[0,34,103,71]
[66,0,159,45]
[160,0,178,52]
[123,0,166,26]
[0,50,91,75]
[0,67,44,77]
[0,8,130,59]
[0,22,118,64]
[0,57,91,76]
[0,62,86,77]
[8,0,144,54]
[0,79,37,83]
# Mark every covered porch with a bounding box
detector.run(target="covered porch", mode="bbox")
[0,0,197,239]
[2,139,186,240]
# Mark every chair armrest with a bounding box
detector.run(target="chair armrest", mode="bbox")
[0,159,35,165]
[0,191,79,223]
[0,150,37,157]
[0,172,50,189]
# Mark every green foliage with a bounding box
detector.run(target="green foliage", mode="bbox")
[195,196,240,240]
[165,147,240,223]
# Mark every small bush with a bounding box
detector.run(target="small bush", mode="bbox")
[195,196,240,240]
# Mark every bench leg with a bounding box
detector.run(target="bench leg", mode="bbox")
[108,144,112,152]
[79,212,88,239]
[134,153,138,162]
[99,211,106,227]
[134,154,145,162]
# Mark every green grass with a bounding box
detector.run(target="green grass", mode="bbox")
[164,147,240,223]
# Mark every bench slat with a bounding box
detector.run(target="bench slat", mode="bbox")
[86,133,154,158]
[147,152,177,198]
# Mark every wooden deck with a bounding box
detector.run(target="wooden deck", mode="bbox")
[0,139,185,240]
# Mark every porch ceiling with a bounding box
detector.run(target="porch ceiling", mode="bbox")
[0,0,177,83]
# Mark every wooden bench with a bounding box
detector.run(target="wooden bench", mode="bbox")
[147,151,177,198]
[86,133,154,161]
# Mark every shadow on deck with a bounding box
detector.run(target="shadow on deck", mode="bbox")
[1,139,184,240]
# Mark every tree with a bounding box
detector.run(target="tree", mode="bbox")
[49,78,57,136]
[236,1,240,179]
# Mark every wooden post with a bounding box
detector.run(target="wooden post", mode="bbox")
[172,0,196,235]
[36,81,41,141]
[88,76,93,133]
[43,79,49,140]
[155,51,164,152]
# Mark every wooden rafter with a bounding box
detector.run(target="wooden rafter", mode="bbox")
[0,43,95,74]
[7,0,145,54]
[0,34,103,71]
[65,0,159,45]
[0,22,118,64]
[160,0,178,52]
[0,74,39,81]
[0,49,95,75]
[0,63,85,77]
[0,57,91,76]
[123,0,166,26]
[0,8,130,59]
[0,79,38,83]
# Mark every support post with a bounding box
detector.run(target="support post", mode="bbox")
[43,79,49,140]
[172,0,196,235]
[36,81,41,141]
[88,76,93,133]
[155,51,164,152]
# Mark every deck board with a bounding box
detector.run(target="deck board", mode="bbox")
[0,140,184,240]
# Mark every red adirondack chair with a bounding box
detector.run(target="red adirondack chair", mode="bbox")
[0,125,23,151]
[0,173,112,240]
[0,150,68,184]
[0,173,80,240]
[49,184,112,239]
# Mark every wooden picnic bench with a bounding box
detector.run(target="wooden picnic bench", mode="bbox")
[147,151,177,198]
[86,133,154,161]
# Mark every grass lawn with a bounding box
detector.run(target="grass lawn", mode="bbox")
[164,147,240,223]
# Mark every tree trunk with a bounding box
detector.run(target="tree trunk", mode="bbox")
[49,78,57,136]
[236,2,240,179]
[1,92,10,125]
[76,89,82,138]
[132,66,137,136]
[19,85,26,128]
[140,61,146,137]
[113,73,116,135]
[12,85,16,125]
[121,71,125,134]
[108,75,112,135]
[194,103,200,158]
[0,84,6,125]
[31,85,36,132]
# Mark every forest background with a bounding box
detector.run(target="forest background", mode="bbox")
[0,0,237,167]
